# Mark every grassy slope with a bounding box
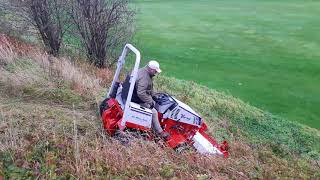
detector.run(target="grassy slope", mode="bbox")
[0,35,319,179]
[156,76,320,158]
[133,0,320,129]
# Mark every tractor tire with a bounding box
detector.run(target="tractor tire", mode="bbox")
[99,98,110,116]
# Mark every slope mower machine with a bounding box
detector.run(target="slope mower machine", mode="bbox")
[100,44,229,157]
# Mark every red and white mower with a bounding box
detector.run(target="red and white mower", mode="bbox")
[100,44,229,157]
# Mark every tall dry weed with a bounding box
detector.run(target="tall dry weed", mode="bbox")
[0,34,108,98]
[0,35,17,66]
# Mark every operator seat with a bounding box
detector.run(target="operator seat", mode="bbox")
[121,74,143,105]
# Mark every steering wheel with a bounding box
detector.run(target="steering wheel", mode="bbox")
[154,92,171,104]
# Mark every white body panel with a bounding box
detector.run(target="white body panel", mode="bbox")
[192,132,223,155]
[173,97,200,117]
[163,97,202,127]
[155,98,175,113]
[123,102,152,128]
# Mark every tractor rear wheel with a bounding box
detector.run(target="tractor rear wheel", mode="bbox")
[99,98,110,116]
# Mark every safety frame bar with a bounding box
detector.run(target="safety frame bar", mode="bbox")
[107,44,141,127]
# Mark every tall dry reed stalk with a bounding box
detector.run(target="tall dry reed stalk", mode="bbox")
[0,34,108,98]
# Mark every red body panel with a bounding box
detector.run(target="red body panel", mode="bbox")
[126,122,151,131]
[161,119,198,148]
[101,98,123,136]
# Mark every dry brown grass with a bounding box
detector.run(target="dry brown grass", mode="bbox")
[1,98,315,179]
[0,34,114,99]
[0,98,258,179]
[0,35,17,65]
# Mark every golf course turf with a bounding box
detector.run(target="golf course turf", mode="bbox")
[134,0,320,129]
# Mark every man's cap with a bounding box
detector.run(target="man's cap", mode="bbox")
[148,60,162,73]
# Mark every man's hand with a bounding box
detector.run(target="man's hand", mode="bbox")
[150,100,156,109]
[152,95,158,101]
[141,100,155,109]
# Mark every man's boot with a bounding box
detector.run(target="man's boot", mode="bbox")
[160,131,170,140]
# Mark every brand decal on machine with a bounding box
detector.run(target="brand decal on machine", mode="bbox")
[131,115,148,122]
[181,114,192,121]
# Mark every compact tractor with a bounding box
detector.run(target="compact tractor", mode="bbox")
[100,44,229,157]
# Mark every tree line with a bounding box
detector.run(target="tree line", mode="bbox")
[0,0,135,68]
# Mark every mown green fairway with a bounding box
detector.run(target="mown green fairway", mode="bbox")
[133,0,320,129]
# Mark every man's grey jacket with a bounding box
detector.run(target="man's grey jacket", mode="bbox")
[132,67,156,108]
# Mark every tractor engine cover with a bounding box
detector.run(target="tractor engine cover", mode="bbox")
[123,102,153,130]
[155,93,202,127]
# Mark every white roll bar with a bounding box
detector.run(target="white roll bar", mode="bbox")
[107,44,141,127]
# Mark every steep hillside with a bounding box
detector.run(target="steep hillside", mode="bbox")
[0,34,319,179]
